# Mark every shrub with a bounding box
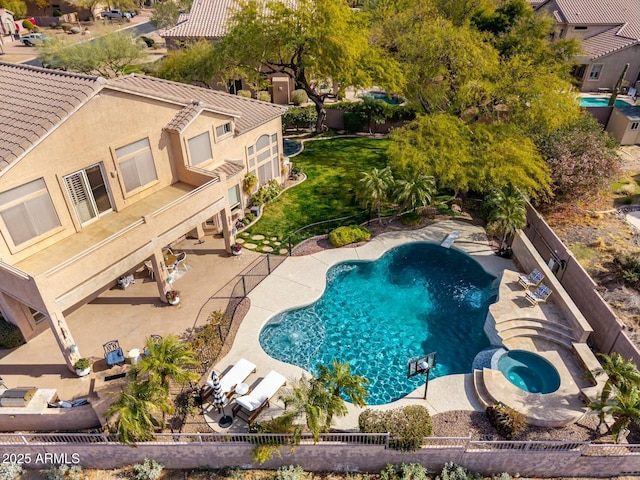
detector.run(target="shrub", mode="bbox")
[379,464,429,480]
[22,19,34,30]
[241,213,255,226]
[60,22,73,32]
[290,165,303,180]
[275,465,307,480]
[237,90,252,98]
[49,22,59,28]
[243,173,258,194]
[251,180,282,206]
[133,458,163,480]
[622,196,634,205]
[329,225,371,247]
[436,462,482,480]
[46,465,83,480]
[486,403,527,440]
[69,26,81,34]
[291,89,308,106]
[344,111,367,132]
[0,462,23,480]
[283,105,317,131]
[139,35,155,47]
[0,318,25,349]
[257,91,271,102]
[73,358,90,370]
[359,405,432,452]
[400,211,421,226]
[52,9,62,16]
[615,254,640,286]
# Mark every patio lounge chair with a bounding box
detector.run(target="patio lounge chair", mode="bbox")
[103,340,125,367]
[232,370,287,424]
[518,268,544,289]
[202,358,257,402]
[525,283,552,306]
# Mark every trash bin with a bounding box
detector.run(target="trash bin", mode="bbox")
[128,348,140,365]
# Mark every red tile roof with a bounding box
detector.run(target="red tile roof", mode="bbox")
[0,62,102,172]
[161,0,235,39]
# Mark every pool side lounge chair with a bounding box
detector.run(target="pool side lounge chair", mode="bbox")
[525,283,552,306]
[202,358,257,402]
[232,370,287,424]
[518,268,544,289]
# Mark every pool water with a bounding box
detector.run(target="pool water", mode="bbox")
[259,242,496,405]
[579,97,633,107]
[497,350,560,394]
[362,91,405,105]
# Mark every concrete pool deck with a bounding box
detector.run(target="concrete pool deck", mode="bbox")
[205,219,517,431]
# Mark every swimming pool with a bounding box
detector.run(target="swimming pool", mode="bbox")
[497,350,560,394]
[579,97,633,107]
[361,91,405,105]
[259,242,496,405]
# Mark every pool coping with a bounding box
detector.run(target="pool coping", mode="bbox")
[205,219,517,431]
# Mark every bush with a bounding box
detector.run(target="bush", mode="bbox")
[46,465,83,480]
[257,91,271,102]
[241,213,255,226]
[237,90,252,98]
[133,459,163,480]
[290,165,303,180]
[358,405,432,451]
[243,173,257,194]
[379,464,429,480]
[69,26,81,34]
[291,89,308,106]
[275,465,307,480]
[139,35,155,47]
[282,105,317,131]
[52,9,62,16]
[0,318,25,349]
[251,180,282,206]
[344,111,367,132]
[486,403,527,440]
[0,462,23,480]
[329,225,371,247]
[22,19,34,30]
[400,211,421,226]
[436,462,482,480]
[60,22,73,32]
[73,358,90,370]
[615,254,640,286]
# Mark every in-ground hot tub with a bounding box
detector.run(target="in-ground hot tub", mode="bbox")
[497,350,560,394]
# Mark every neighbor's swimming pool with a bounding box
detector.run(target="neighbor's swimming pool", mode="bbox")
[259,242,496,405]
[579,97,633,107]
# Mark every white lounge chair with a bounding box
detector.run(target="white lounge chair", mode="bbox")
[232,370,287,424]
[202,358,257,401]
[525,283,552,306]
[518,268,544,289]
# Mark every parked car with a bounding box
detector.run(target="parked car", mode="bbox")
[100,9,132,19]
[20,33,49,46]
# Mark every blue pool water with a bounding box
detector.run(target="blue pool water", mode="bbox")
[362,91,405,105]
[579,97,632,108]
[259,242,496,405]
[497,350,560,394]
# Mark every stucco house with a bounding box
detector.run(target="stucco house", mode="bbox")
[0,8,16,38]
[0,62,285,370]
[533,0,640,93]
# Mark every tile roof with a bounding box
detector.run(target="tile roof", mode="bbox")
[164,101,205,133]
[107,74,286,133]
[212,160,244,178]
[161,0,234,39]
[582,25,639,58]
[0,62,103,173]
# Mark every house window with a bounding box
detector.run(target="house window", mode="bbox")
[115,138,158,193]
[64,164,112,225]
[0,179,61,246]
[588,64,603,81]
[632,122,639,130]
[187,132,213,166]
[29,307,46,324]
[250,133,280,185]
[228,185,241,211]
[574,26,587,30]
[215,122,232,138]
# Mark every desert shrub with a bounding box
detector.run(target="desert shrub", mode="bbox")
[251,180,282,206]
[22,19,34,30]
[492,474,514,480]
[133,459,163,480]
[275,466,308,480]
[241,213,255,226]
[436,462,481,480]
[344,111,367,132]
[0,318,25,349]
[329,225,371,247]
[400,211,421,225]
[290,165,303,180]
[49,22,59,28]
[0,462,23,480]
[379,464,429,480]
[46,465,83,480]
[53,9,62,16]
[139,35,155,47]
[486,403,527,440]
[243,173,258,194]
[291,89,308,106]
[237,90,252,98]
[615,254,640,286]
[60,23,73,32]
[257,91,271,102]
[622,196,635,205]
[282,105,317,131]
[69,26,81,34]
[359,405,432,452]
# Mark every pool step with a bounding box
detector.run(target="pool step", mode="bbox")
[472,369,495,409]
[497,321,577,348]
[501,329,575,350]
[497,317,575,337]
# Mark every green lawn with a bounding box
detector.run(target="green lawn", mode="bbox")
[245,137,390,244]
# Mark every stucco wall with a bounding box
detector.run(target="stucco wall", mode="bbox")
[607,108,640,145]
[580,47,640,93]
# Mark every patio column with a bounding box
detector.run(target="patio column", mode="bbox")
[221,206,235,253]
[48,310,81,373]
[150,252,170,303]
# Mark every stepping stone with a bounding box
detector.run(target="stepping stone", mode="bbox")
[251,234,265,241]
[271,237,278,241]
[241,232,250,237]
[262,246,274,252]
[235,238,245,244]
[244,243,258,249]
[274,241,281,246]
[263,240,270,244]
[279,249,289,255]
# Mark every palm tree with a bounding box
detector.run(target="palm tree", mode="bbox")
[592,353,640,428]
[316,359,369,430]
[281,376,330,441]
[357,167,394,224]
[391,173,436,222]
[485,187,527,252]
[592,385,640,443]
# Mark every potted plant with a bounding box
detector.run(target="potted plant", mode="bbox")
[231,243,242,256]
[74,358,91,377]
[165,290,180,305]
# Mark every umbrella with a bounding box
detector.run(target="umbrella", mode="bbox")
[210,371,233,428]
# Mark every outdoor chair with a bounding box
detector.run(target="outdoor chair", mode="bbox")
[143,334,163,356]
[518,268,544,289]
[162,248,187,273]
[232,370,287,424]
[202,358,257,402]
[525,283,552,306]
[103,340,125,367]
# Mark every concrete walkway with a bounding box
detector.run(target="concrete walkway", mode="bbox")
[205,220,516,432]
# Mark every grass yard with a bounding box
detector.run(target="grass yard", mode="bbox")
[244,137,390,246]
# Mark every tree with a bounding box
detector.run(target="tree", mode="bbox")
[281,376,331,441]
[154,39,219,89]
[590,385,640,443]
[39,31,146,78]
[132,335,198,391]
[485,186,527,251]
[208,0,401,131]
[391,173,436,221]
[0,0,26,18]
[357,167,394,224]
[598,353,640,408]
[150,0,193,31]
[316,359,369,430]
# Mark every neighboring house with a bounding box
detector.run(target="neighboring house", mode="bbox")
[532,0,640,92]
[606,105,640,145]
[0,62,285,369]
[160,0,295,104]
[0,8,15,38]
